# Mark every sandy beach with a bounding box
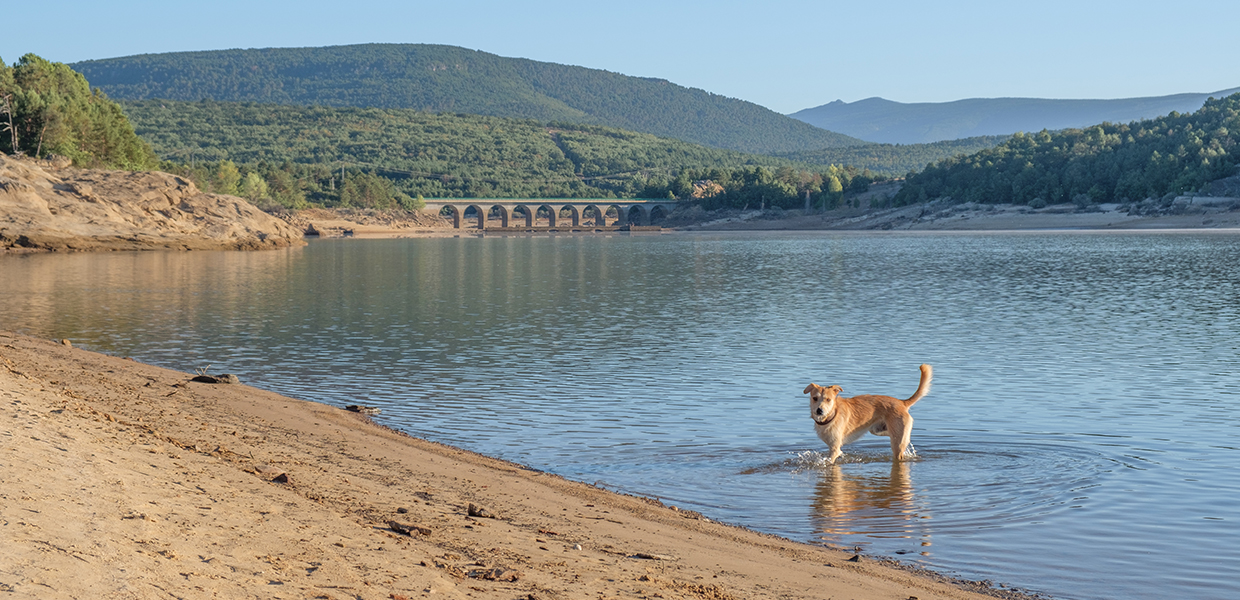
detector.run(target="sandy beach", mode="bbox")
[0,332,1035,600]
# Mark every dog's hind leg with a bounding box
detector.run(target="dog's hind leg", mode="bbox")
[888,415,914,462]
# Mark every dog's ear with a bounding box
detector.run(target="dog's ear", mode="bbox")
[803,384,817,395]
[829,385,842,394]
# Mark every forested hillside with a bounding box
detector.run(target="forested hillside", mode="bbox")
[125,99,792,197]
[790,89,1240,144]
[776,135,1009,176]
[1,54,155,169]
[72,44,865,155]
[127,99,876,210]
[893,93,1240,206]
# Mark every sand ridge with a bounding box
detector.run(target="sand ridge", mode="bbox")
[1,333,1033,599]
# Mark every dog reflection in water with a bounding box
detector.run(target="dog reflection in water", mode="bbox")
[811,461,928,547]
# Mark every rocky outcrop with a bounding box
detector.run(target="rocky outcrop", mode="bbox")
[0,155,305,252]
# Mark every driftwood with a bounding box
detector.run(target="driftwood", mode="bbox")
[190,374,240,384]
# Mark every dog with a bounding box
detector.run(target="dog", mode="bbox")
[803,364,932,464]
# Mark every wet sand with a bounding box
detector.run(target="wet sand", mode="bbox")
[0,332,1036,600]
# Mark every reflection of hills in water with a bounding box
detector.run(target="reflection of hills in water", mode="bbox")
[0,248,303,354]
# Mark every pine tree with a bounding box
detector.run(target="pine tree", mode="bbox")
[0,53,156,168]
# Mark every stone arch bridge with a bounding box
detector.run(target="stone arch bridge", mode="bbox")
[422,199,680,230]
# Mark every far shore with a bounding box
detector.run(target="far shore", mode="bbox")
[281,200,1240,239]
[0,332,1043,600]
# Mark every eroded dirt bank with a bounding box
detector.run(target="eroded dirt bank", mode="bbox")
[0,156,304,252]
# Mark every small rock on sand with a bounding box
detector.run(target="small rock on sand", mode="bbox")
[467,503,496,518]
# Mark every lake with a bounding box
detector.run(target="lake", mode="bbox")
[2,231,1238,600]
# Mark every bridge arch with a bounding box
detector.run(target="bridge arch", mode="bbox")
[439,205,462,228]
[464,204,486,229]
[623,205,651,225]
[512,204,535,227]
[535,204,557,227]
[584,204,607,227]
[648,205,669,224]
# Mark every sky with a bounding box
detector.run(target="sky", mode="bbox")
[5,0,1239,114]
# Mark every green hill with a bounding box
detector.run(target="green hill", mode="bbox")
[123,99,802,197]
[125,99,876,210]
[72,44,865,155]
[893,93,1240,206]
[124,99,882,211]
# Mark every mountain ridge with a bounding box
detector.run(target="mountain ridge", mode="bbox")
[790,88,1240,144]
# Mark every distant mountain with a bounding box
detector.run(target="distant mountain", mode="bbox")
[789,89,1240,144]
[71,44,865,155]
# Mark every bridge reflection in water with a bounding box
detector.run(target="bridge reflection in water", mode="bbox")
[422,199,679,230]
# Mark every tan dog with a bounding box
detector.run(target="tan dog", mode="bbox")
[803,364,932,464]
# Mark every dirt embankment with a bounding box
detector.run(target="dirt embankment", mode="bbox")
[683,180,1240,232]
[684,200,1240,232]
[0,155,305,252]
[276,207,451,237]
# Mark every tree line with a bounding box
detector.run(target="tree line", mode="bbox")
[777,135,1010,177]
[1,54,156,169]
[162,155,876,213]
[893,93,1240,206]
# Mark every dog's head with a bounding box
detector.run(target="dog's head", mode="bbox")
[803,383,843,425]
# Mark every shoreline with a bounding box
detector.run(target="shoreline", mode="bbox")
[285,201,1240,238]
[0,332,1044,600]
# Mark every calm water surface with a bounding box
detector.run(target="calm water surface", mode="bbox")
[2,231,1239,600]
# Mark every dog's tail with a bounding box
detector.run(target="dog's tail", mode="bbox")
[903,364,933,407]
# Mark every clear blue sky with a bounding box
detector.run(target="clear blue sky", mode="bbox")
[5,0,1238,114]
